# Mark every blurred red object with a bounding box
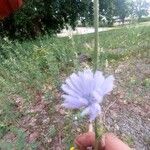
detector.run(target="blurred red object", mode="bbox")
[0,0,23,19]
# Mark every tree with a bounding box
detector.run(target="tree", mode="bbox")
[115,0,131,23]
[0,0,83,39]
[76,0,94,26]
[99,0,116,26]
[79,0,116,27]
[132,0,150,20]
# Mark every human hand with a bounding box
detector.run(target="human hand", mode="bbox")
[74,132,131,150]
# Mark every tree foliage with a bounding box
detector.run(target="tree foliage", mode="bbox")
[0,0,82,39]
[79,0,116,27]
[99,0,116,26]
[0,0,149,39]
[115,0,131,23]
[131,0,150,20]
[79,0,94,26]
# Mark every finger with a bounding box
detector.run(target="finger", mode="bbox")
[101,133,131,150]
[75,132,95,150]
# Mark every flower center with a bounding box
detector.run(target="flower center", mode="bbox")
[84,92,96,105]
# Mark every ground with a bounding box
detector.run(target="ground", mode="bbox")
[104,56,150,150]
[57,22,150,37]
[0,22,150,150]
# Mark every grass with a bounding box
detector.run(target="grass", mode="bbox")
[0,22,150,149]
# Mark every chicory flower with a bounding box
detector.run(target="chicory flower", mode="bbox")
[62,69,114,121]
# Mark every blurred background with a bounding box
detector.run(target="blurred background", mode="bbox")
[0,0,150,39]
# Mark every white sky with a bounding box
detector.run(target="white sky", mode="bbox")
[130,0,150,3]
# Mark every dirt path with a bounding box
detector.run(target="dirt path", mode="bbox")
[57,22,150,37]
[103,57,150,150]
[57,27,113,37]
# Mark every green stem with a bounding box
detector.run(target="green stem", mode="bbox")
[94,118,98,138]
[93,0,99,149]
[93,0,99,72]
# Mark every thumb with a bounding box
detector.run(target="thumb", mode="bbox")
[101,133,131,150]
[74,132,95,150]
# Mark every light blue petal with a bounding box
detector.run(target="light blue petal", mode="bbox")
[100,75,114,96]
[62,95,88,105]
[89,103,101,121]
[92,91,103,103]
[81,103,101,121]
[94,71,105,89]
[65,78,82,96]
[69,73,84,95]
[80,69,95,95]
[62,103,80,109]
[81,107,90,116]
[78,71,87,95]
[61,84,80,97]
[62,96,88,109]
[83,69,93,78]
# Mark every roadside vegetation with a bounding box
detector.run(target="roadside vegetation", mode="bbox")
[0,22,150,149]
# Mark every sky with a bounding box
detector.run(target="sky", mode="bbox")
[133,0,150,2]
[130,0,150,3]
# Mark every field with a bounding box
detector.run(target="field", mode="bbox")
[0,22,150,150]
